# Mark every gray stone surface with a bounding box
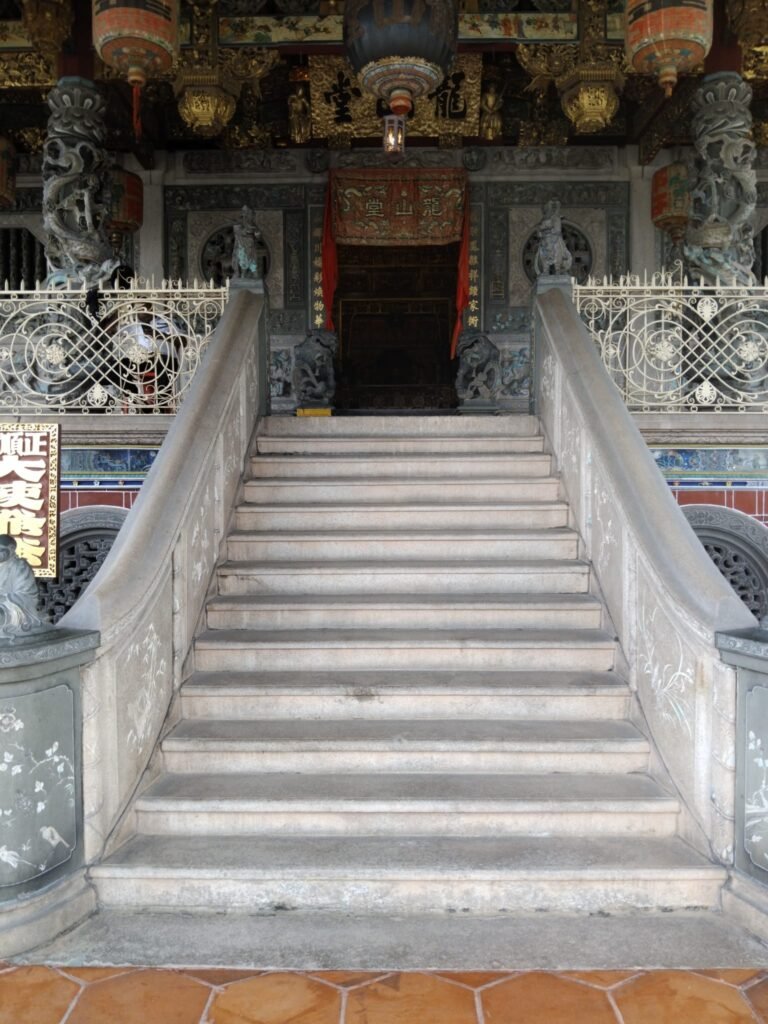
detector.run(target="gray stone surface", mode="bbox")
[19,909,768,969]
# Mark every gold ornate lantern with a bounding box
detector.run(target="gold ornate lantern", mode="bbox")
[556,62,623,134]
[0,137,16,210]
[175,67,238,137]
[626,0,713,97]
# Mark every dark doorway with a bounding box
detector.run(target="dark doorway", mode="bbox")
[334,243,458,411]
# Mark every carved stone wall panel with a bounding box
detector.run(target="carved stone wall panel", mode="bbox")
[164,184,305,283]
[189,210,284,307]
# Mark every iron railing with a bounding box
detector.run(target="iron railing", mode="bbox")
[0,280,229,414]
[573,270,768,412]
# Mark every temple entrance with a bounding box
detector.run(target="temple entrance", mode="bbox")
[334,243,458,411]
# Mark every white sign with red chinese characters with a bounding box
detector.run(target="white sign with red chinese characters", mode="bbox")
[0,424,59,577]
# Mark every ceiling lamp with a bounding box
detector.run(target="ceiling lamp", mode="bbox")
[0,137,16,211]
[556,62,623,134]
[344,0,457,149]
[383,113,405,156]
[626,0,713,98]
[93,0,180,137]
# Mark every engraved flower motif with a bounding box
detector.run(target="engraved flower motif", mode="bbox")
[86,383,109,406]
[737,340,761,363]
[652,339,676,364]
[695,380,718,405]
[0,709,23,733]
[696,296,719,322]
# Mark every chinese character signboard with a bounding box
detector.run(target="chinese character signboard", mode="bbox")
[0,424,59,576]
[331,168,467,247]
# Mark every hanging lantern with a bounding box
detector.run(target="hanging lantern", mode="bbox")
[344,0,457,149]
[651,162,690,246]
[626,0,713,98]
[107,166,143,252]
[93,0,179,137]
[383,113,405,155]
[0,137,16,211]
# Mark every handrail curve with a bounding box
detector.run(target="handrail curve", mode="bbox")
[61,288,267,860]
[534,282,754,863]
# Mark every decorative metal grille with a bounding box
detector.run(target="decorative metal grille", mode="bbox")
[0,281,228,414]
[573,269,768,412]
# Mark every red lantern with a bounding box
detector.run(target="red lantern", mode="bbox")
[651,162,690,245]
[0,137,15,210]
[93,0,179,136]
[626,0,713,97]
[109,167,143,234]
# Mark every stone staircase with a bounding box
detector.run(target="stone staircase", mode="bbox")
[92,415,725,919]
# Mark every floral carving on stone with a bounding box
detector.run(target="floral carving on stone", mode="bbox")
[540,352,556,402]
[637,599,695,737]
[125,622,170,755]
[0,686,77,887]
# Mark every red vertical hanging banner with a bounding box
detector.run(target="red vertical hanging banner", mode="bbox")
[322,175,338,330]
[451,196,470,358]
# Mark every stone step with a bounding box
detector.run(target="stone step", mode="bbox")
[234,501,570,532]
[249,453,552,479]
[205,593,603,632]
[217,559,591,597]
[92,834,723,915]
[26,907,767,971]
[260,414,540,437]
[243,476,560,504]
[225,528,579,563]
[180,670,631,722]
[161,718,648,774]
[193,628,617,673]
[256,434,546,455]
[133,772,679,837]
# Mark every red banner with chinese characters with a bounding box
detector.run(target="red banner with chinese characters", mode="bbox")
[330,168,467,247]
[0,424,59,577]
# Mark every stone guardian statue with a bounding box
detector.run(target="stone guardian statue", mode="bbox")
[293,330,338,408]
[533,199,573,278]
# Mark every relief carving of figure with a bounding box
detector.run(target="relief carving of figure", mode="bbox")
[293,330,338,407]
[455,330,501,404]
[533,198,573,278]
[0,536,48,640]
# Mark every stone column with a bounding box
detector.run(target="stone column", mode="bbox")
[42,76,116,287]
[684,72,757,287]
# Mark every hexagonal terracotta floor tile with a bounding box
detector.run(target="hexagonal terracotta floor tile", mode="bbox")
[614,971,757,1023]
[208,972,341,1024]
[67,968,209,1024]
[0,965,80,1024]
[346,973,478,1024]
[482,972,618,1023]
